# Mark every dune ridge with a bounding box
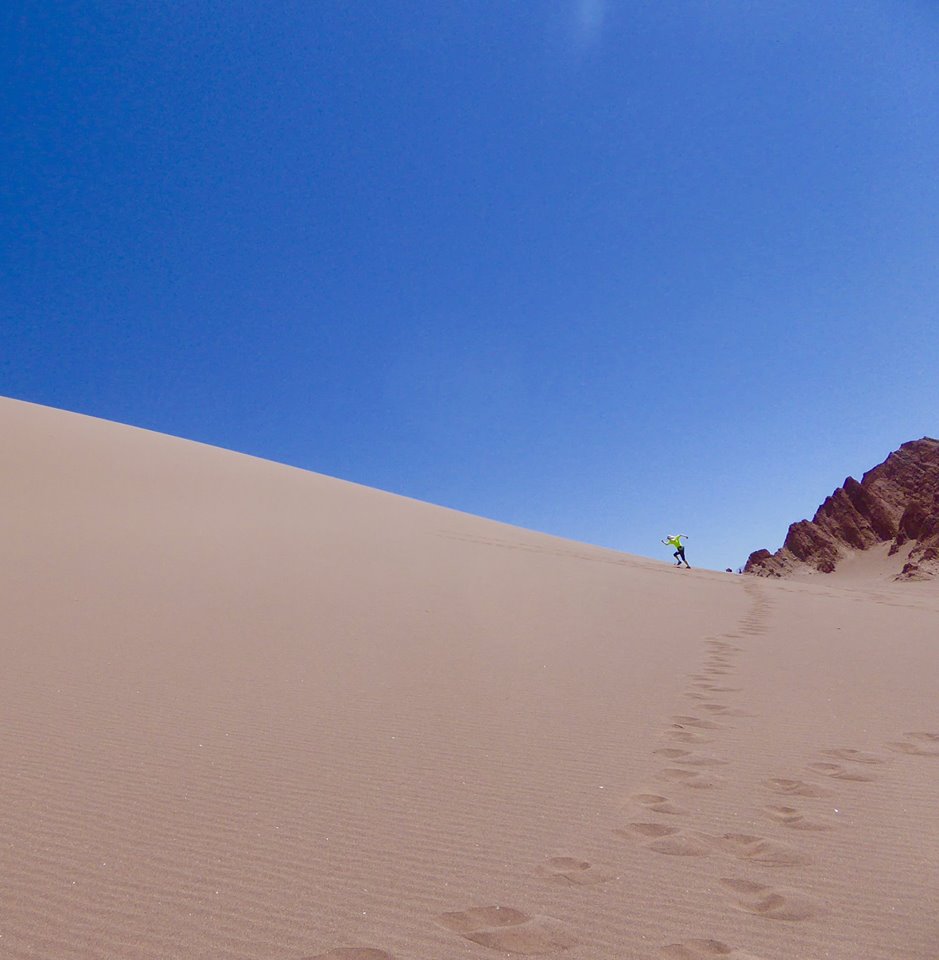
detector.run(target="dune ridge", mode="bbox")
[1,396,937,960]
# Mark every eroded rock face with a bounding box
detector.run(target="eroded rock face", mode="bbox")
[744,438,939,581]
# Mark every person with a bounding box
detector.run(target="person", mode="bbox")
[662,533,690,568]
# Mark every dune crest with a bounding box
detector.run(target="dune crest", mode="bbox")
[1,397,938,959]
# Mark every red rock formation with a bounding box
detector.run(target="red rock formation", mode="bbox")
[744,438,939,581]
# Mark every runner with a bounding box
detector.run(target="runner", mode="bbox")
[662,533,690,568]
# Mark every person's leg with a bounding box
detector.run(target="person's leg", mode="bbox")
[673,551,681,565]
[679,547,690,568]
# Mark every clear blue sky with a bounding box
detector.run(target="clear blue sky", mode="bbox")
[3,1,938,571]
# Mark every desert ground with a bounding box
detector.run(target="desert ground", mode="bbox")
[2,396,937,960]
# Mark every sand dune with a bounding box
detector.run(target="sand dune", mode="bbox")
[1,396,937,960]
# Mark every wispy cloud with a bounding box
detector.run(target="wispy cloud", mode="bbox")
[573,0,607,49]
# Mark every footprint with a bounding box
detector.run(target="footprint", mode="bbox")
[665,730,714,745]
[616,822,678,839]
[715,833,812,866]
[720,878,821,921]
[438,906,576,954]
[648,833,714,857]
[763,804,833,831]
[660,940,767,960]
[765,778,833,799]
[806,762,876,782]
[628,793,686,815]
[886,732,939,757]
[537,857,617,886]
[700,704,750,717]
[822,748,885,765]
[307,951,394,960]
[658,751,728,768]
[614,823,713,857]
[673,715,723,730]
[658,768,721,789]
[653,748,726,766]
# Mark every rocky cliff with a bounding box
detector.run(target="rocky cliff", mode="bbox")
[745,437,939,581]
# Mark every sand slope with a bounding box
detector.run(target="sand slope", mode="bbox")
[1,396,937,960]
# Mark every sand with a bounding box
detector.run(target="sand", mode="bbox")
[1,395,937,960]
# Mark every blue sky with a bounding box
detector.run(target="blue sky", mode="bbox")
[3,1,938,571]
